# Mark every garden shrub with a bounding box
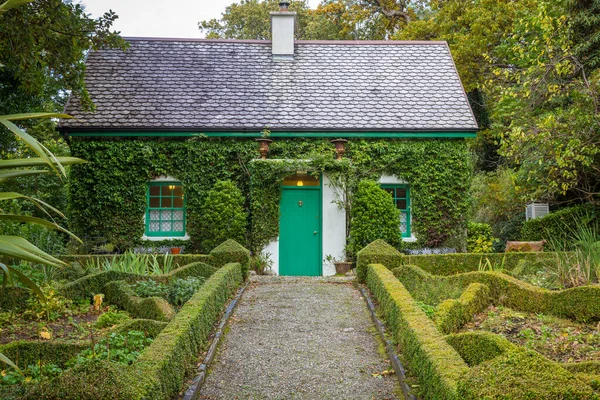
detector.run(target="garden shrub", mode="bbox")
[457,347,598,399]
[0,287,30,311]
[435,283,491,334]
[104,280,175,322]
[0,341,88,371]
[23,359,138,400]
[112,319,168,339]
[71,330,153,366]
[562,361,600,375]
[167,277,206,306]
[129,262,244,399]
[366,263,468,400]
[95,310,130,328]
[467,221,495,253]
[521,204,599,246]
[133,280,168,298]
[209,239,250,278]
[196,180,248,252]
[348,180,401,256]
[356,239,403,282]
[445,331,516,367]
[394,264,600,322]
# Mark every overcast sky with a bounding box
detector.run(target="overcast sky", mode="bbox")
[80,0,320,38]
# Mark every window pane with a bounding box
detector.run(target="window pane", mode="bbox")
[383,188,394,196]
[161,210,172,220]
[174,197,183,208]
[173,221,184,231]
[161,221,171,232]
[174,186,183,197]
[162,185,173,196]
[161,197,172,208]
[396,199,407,210]
[150,197,160,207]
[397,188,407,198]
[173,210,184,220]
[400,212,407,234]
[150,210,160,220]
[149,185,160,195]
[150,221,160,232]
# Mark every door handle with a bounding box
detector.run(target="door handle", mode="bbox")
[314,231,318,235]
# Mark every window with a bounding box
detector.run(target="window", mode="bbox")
[145,182,186,237]
[382,184,411,238]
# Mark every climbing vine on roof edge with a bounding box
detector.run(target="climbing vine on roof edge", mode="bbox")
[68,137,471,253]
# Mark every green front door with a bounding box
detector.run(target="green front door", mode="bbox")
[279,188,321,276]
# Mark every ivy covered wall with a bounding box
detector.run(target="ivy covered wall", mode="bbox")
[67,137,471,253]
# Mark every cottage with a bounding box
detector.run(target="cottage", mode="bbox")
[60,2,478,276]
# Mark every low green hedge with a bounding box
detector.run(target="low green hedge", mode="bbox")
[435,283,490,334]
[112,319,168,338]
[208,239,250,278]
[444,331,516,367]
[366,263,468,400]
[521,204,599,244]
[394,264,600,322]
[457,347,598,399]
[60,262,217,300]
[0,341,89,370]
[562,361,600,375]
[128,262,244,399]
[104,280,175,322]
[356,239,403,282]
[405,252,558,275]
[0,287,30,311]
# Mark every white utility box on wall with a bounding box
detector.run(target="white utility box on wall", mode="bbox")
[526,203,550,221]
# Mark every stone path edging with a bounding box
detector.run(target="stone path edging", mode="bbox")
[182,281,250,400]
[359,286,417,400]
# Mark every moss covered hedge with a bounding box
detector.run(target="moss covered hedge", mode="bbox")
[208,239,250,278]
[356,239,404,282]
[394,264,600,322]
[435,283,490,334]
[104,280,175,321]
[444,331,516,367]
[366,263,468,400]
[457,348,598,399]
[0,341,88,370]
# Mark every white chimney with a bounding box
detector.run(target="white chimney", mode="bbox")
[270,1,296,60]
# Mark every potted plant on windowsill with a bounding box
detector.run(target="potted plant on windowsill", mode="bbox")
[324,254,353,275]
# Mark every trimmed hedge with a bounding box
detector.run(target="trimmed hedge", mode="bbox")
[521,204,599,244]
[405,252,558,275]
[0,287,30,311]
[435,283,490,334]
[457,347,598,399]
[562,361,600,375]
[24,359,138,400]
[104,280,175,322]
[209,239,250,278]
[60,261,217,300]
[366,263,468,400]
[394,264,600,322]
[112,319,168,338]
[128,262,244,399]
[356,239,403,282]
[444,331,515,367]
[0,341,88,370]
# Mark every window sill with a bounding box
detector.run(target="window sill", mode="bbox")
[402,235,417,243]
[141,234,190,241]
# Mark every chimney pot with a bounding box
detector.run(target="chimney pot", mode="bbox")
[270,3,296,60]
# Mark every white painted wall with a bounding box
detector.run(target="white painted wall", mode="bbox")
[321,174,346,276]
[262,238,280,275]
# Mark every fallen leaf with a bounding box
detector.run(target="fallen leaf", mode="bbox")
[40,330,52,340]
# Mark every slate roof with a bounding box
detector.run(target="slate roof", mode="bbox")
[61,38,478,132]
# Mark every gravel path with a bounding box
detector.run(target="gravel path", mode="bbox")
[199,276,399,400]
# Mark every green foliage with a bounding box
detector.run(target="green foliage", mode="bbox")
[457,347,598,399]
[72,330,153,366]
[0,341,88,371]
[167,277,206,307]
[1,361,63,386]
[133,280,168,299]
[69,138,472,252]
[209,239,251,278]
[84,252,176,276]
[0,0,127,114]
[197,180,248,251]
[394,264,600,322]
[467,221,495,253]
[356,239,404,282]
[445,331,516,367]
[129,262,244,399]
[95,310,130,329]
[111,319,168,339]
[366,263,468,400]
[521,204,599,244]
[435,283,491,334]
[104,280,175,322]
[348,180,401,255]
